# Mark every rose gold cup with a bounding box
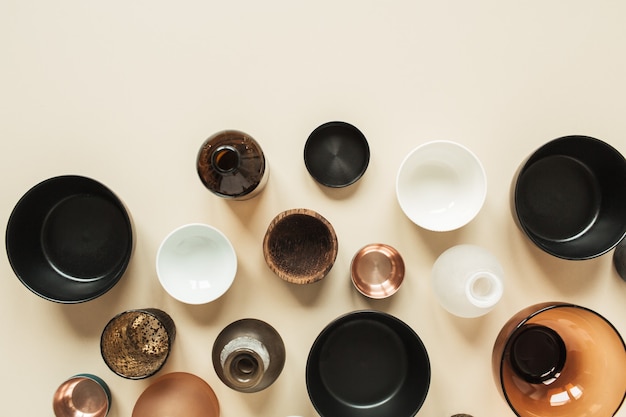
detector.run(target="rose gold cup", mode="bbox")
[53,374,111,417]
[351,243,405,299]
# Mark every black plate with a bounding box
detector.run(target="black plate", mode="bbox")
[513,135,626,260]
[6,175,133,303]
[306,310,430,417]
[304,121,370,188]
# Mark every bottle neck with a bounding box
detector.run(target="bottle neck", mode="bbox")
[212,145,240,174]
[220,336,270,390]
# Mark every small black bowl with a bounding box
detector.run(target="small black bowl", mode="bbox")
[306,310,430,417]
[512,135,626,260]
[6,175,134,303]
[304,121,370,188]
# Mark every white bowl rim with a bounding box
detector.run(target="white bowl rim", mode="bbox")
[156,223,237,304]
[395,140,487,231]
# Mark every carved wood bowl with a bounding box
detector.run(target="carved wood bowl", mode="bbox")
[263,208,338,284]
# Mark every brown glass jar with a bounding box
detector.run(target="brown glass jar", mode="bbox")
[196,130,269,200]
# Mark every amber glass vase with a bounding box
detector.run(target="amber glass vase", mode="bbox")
[196,130,268,200]
[492,302,626,417]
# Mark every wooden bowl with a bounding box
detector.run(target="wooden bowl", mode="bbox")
[263,209,338,284]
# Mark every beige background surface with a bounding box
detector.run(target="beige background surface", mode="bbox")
[1,1,625,416]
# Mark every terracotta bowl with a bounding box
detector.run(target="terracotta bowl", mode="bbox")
[263,208,338,284]
[132,372,219,417]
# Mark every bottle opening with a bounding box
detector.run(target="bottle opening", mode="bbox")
[466,271,503,307]
[230,352,261,384]
[213,146,240,173]
[509,324,566,384]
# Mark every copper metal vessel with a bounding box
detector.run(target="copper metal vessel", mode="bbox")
[52,374,110,417]
[351,243,405,299]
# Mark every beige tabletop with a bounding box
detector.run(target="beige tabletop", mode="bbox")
[1,1,625,416]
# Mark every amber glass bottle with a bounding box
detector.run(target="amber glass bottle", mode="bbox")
[196,130,268,200]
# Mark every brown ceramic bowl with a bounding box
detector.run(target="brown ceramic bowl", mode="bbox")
[212,318,286,393]
[351,243,405,299]
[492,302,626,417]
[132,372,219,417]
[263,208,338,284]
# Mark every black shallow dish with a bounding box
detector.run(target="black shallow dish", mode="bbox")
[6,175,133,303]
[304,121,370,188]
[306,310,430,417]
[513,135,626,260]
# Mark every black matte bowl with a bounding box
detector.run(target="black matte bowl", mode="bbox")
[6,175,133,303]
[513,135,626,260]
[304,121,370,188]
[306,310,430,417]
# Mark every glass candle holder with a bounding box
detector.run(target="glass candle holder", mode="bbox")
[100,308,176,379]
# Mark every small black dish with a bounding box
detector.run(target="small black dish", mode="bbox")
[614,238,626,281]
[513,135,626,260]
[6,175,133,303]
[306,310,430,417]
[304,121,370,188]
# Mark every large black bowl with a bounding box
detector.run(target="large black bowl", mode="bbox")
[513,135,626,260]
[306,310,430,417]
[6,175,133,303]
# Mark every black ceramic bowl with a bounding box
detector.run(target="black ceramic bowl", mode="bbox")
[304,121,370,188]
[306,310,430,417]
[6,175,133,303]
[513,135,626,260]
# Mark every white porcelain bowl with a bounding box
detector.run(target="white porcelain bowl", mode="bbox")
[156,224,237,304]
[396,141,487,231]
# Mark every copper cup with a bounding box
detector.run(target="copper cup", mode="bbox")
[53,374,111,417]
[351,243,405,299]
[100,308,176,379]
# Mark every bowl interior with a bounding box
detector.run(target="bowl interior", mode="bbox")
[304,121,370,187]
[306,311,430,417]
[132,372,219,417]
[263,209,338,284]
[514,136,626,259]
[351,244,405,299]
[5,175,133,303]
[396,141,486,231]
[53,375,110,417]
[156,224,237,304]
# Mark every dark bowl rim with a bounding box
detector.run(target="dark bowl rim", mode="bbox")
[497,302,626,416]
[513,135,626,260]
[305,309,431,416]
[5,174,134,303]
[304,120,371,188]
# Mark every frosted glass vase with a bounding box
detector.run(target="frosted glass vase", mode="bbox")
[431,244,504,318]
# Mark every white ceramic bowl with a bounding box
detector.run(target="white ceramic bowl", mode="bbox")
[396,141,487,231]
[156,224,237,304]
